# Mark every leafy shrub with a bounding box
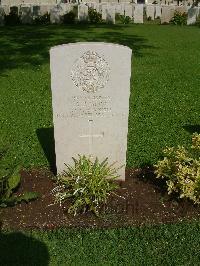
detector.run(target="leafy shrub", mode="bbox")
[63,11,76,24]
[33,13,50,25]
[52,155,120,215]
[154,133,200,204]
[171,11,187,25]
[118,15,131,24]
[88,8,102,24]
[0,166,39,207]
[5,10,20,26]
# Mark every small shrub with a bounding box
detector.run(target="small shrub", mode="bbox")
[0,166,39,207]
[154,133,200,204]
[63,11,76,24]
[5,10,20,26]
[52,155,120,215]
[88,8,102,24]
[118,15,131,24]
[33,13,50,25]
[171,11,187,25]
[147,16,152,21]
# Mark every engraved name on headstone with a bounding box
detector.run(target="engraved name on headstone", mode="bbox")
[50,43,132,180]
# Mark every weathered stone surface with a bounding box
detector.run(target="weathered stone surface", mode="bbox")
[50,5,62,24]
[187,7,199,25]
[161,5,175,23]
[124,4,133,19]
[175,5,187,14]
[134,4,143,23]
[115,4,124,15]
[102,5,115,23]
[20,6,33,24]
[146,4,155,20]
[2,5,10,15]
[50,43,132,180]
[78,4,88,21]
[155,5,161,18]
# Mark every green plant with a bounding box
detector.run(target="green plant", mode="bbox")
[118,15,131,24]
[52,155,120,215]
[0,166,39,207]
[154,133,200,204]
[33,13,50,25]
[88,8,102,24]
[63,11,76,24]
[171,11,187,25]
[4,10,20,26]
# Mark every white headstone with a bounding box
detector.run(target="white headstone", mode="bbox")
[32,5,40,17]
[155,5,161,18]
[50,6,62,24]
[93,3,100,13]
[2,5,10,15]
[124,4,133,19]
[161,5,175,23]
[102,5,115,23]
[134,4,143,23]
[146,4,155,20]
[50,43,132,180]
[187,7,199,25]
[20,6,33,24]
[78,4,88,21]
[115,4,124,15]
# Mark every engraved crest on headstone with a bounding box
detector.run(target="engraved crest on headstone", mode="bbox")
[71,50,110,93]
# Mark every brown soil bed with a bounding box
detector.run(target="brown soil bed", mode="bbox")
[1,167,200,230]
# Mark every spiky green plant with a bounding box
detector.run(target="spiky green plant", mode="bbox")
[52,155,121,215]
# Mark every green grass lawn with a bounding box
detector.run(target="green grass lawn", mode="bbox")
[0,24,200,170]
[1,221,200,265]
[0,24,200,265]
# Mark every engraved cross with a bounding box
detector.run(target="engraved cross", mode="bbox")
[79,119,104,156]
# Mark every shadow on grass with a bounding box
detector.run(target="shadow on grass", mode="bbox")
[0,231,49,265]
[183,125,200,134]
[0,24,156,74]
[36,127,56,174]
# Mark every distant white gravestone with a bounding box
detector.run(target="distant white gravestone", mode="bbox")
[50,43,132,180]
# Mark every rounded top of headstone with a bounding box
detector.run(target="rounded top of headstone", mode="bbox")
[50,42,132,53]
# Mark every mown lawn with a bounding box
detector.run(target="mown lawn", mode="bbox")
[0,24,200,169]
[0,24,200,265]
[1,221,200,265]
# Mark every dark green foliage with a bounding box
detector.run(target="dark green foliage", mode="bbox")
[171,11,187,25]
[53,155,119,215]
[4,10,20,26]
[118,14,131,24]
[63,11,76,24]
[0,166,39,207]
[88,8,102,24]
[33,13,50,25]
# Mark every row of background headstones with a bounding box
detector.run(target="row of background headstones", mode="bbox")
[0,3,199,25]
[0,0,197,5]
